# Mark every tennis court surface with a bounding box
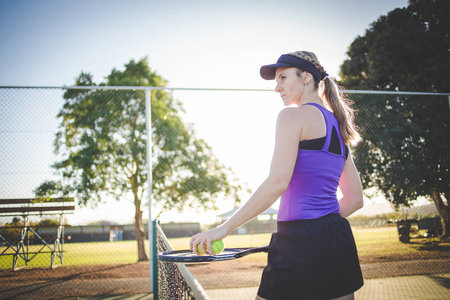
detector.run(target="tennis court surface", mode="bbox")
[74,273,450,300]
[207,274,450,300]
[153,222,450,300]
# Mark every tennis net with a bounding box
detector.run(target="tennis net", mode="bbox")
[155,222,211,300]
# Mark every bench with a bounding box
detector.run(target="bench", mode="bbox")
[395,217,441,243]
[0,198,75,270]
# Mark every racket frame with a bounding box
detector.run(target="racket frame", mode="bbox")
[158,245,269,263]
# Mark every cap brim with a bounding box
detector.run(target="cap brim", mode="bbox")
[260,63,292,80]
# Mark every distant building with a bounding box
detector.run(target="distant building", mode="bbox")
[219,207,278,234]
[160,222,200,238]
[34,222,201,243]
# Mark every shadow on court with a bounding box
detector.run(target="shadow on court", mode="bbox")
[205,273,450,300]
[1,259,449,299]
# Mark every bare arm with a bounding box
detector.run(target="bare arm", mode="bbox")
[190,108,301,254]
[338,151,364,218]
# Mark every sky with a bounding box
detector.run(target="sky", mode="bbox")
[0,0,408,225]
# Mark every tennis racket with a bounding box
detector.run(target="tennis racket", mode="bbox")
[158,245,269,263]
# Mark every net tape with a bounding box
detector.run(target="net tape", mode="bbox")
[156,222,211,300]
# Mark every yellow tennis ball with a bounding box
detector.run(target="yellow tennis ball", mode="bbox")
[197,240,224,255]
[211,240,225,254]
[197,243,205,255]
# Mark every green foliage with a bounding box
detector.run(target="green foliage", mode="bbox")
[339,0,450,235]
[0,220,36,242]
[35,57,243,214]
[38,219,60,226]
[340,0,449,92]
[34,57,246,260]
[350,94,449,208]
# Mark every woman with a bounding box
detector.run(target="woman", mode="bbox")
[189,51,364,300]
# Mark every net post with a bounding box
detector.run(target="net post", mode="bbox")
[145,88,155,295]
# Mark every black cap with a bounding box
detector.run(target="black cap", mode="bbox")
[260,54,324,82]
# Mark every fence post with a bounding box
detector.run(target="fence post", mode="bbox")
[152,220,158,300]
[145,88,155,295]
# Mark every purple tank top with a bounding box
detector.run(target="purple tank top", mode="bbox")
[278,103,346,221]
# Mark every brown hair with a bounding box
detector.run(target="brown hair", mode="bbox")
[289,51,361,145]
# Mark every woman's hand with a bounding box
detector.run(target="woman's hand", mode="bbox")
[189,225,228,255]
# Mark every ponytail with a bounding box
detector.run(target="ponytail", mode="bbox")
[289,50,361,145]
[320,77,361,145]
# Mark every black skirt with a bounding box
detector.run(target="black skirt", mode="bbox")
[257,213,363,300]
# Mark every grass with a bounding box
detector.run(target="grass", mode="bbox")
[0,240,149,269]
[170,226,450,263]
[352,227,417,256]
[1,226,448,270]
[170,226,406,255]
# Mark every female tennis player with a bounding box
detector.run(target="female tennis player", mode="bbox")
[190,51,364,300]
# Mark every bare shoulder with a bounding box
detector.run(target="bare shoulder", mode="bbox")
[278,106,315,118]
[277,105,318,124]
[279,105,326,140]
[277,107,303,127]
[298,104,324,118]
[275,107,308,140]
[278,107,299,118]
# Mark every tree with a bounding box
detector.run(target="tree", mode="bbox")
[0,219,36,243]
[340,0,450,237]
[34,58,244,260]
[38,218,60,226]
[340,0,449,92]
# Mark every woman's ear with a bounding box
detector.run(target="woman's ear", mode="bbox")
[303,72,313,84]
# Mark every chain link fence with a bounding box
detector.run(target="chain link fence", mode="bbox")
[0,86,449,299]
